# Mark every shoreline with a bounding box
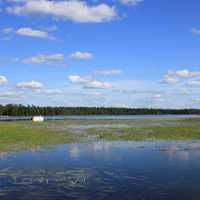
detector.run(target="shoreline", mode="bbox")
[0,114,199,122]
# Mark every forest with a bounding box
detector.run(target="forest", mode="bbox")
[0,104,200,116]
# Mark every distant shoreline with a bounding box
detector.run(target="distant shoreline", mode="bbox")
[0,114,199,121]
[1,104,200,116]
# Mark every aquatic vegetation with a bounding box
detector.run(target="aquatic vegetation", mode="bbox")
[0,121,81,153]
[1,117,200,153]
[87,125,200,141]
[0,168,92,197]
[84,118,200,141]
[0,167,164,199]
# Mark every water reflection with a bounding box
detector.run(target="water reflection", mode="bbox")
[1,141,200,199]
[69,146,80,159]
[39,122,190,130]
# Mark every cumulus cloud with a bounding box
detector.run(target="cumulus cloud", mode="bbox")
[16,80,43,89]
[161,74,179,84]
[0,76,8,85]
[16,27,52,39]
[120,0,143,6]
[2,26,53,39]
[68,75,112,89]
[168,69,200,78]
[95,69,122,76]
[161,69,200,84]
[22,54,65,64]
[7,0,117,23]
[68,75,90,84]
[69,51,93,60]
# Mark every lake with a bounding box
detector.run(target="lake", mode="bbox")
[1,141,200,199]
[0,114,199,121]
[45,114,200,120]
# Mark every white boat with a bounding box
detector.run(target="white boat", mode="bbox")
[32,116,44,122]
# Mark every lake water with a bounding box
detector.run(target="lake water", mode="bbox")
[1,141,200,199]
[46,114,200,120]
[0,114,199,121]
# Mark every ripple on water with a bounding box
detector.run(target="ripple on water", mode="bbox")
[1,141,200,199]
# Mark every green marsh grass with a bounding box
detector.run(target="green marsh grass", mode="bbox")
[0,121,80,153]
[88,125,200,141]
[0,117,200,153]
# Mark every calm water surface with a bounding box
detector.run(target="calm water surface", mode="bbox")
[1,141,200,199]
[45,114,200,120]
[1,114,199,121]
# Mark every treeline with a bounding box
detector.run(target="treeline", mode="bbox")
[0,104,200,116]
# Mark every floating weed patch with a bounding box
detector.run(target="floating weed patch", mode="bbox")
[87,125,200,141]
[1,118,200,153]
[0,167,165,199]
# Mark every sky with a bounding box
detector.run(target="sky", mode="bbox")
[0,0,200,108]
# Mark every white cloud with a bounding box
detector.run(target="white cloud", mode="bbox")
[153,94,162,99]
[0,91,23,98]
[168,69,200,78]
[187,80,200,87]
[120,0,143,6]
[191,28,200,35]
[69,51,93,60]
[16,80,43,89]
[68,75,113,89]
[84,80,113,89]
[173,70,192,77]
[0,76,8,85]
[2,27,14,33]
[152,94,164,102]
[2,26,55,39]
[36,88,65,96]
[7,0,117,23]
[95,69,122,76]
[161,69,200,84]
[176,70,200,78]
[68,75,90,84]
[22,54,65,64]
[161,74,179,84]
[15,27,51,39]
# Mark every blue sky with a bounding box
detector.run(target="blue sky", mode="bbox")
[1,0,200,108]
